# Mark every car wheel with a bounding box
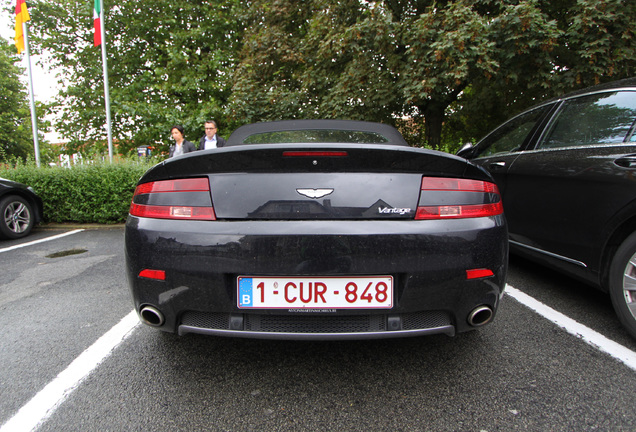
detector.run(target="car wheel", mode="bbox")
[0,195,35,239]
[609,231,636,339]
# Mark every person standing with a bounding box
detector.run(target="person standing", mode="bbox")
[168,125,196,158]
[198,120,227,150]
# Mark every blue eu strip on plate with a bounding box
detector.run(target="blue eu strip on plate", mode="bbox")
[238,277,253,307]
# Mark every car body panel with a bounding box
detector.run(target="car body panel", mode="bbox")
[125,120,508,339]
[503,144,636,277]
[465,79,636,291]
[209,172,422,219]
[125,215,507,337]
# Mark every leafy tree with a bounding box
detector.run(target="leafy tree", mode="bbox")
[547,0,635,91]
[21,0,636,154]
[230,0,561,148]
[448,0,636,146]
[231,0,635,149]
[0,40,39,162]
[229,1,403,128]
[27,0,244,157]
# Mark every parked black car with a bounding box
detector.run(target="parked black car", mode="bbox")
[0,178,43,239]
[458,77,636,339]
[125,120,508,340]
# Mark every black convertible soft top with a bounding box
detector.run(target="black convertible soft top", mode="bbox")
[226,120,409,146]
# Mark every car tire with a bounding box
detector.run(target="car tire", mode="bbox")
[0,195,35,239]
[609,231,636,339]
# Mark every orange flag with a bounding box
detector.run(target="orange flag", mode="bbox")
[14,0,30,54]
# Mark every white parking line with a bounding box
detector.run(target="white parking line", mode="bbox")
[0,229,85,254]
[0,310,139,432]
[506,284,636,372]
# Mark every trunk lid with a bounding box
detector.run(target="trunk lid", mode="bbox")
[140,144,486,220]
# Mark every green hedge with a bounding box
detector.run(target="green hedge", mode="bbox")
[0,159,156,224]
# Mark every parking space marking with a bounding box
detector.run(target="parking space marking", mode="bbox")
[506,284,636,372]
[0,229,84,254]
[0,310,139,432]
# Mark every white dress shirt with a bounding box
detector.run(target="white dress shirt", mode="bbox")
[203,136,218,149]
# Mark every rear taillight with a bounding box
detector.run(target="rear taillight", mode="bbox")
[134,178,210,194]
[129,178,216,221]
[415,177,503,220]
[129,204,215,220]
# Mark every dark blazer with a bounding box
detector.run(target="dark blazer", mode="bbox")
[198,135,227,150]
[168,140,197,158]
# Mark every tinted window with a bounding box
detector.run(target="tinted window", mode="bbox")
[538,91,636,149]
[475,105,552,157]
[243,129,389,144]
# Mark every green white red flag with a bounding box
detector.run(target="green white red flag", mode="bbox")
[14,0,30,54]
[94,0,102,46]
[93,0,114,161]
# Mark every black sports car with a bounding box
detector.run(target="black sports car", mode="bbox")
[125,120,508,339]
[458,77,636,339]
[0,178,43,239]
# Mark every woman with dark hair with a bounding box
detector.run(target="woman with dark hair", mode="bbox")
[168,125,196,158]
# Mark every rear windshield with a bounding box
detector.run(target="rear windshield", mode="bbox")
[242,129,390,144]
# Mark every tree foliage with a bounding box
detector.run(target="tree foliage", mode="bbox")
[28,0,243,156]
[447,0,636,146]
[231,0,635,149]
[25,0,636,153]
[0,40,37,162]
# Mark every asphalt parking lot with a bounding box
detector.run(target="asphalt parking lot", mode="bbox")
[1,227,635,431]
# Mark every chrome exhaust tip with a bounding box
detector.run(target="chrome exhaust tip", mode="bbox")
[139,306,165,327]
[467,305,493,327]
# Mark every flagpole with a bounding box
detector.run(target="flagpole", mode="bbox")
[99,1,113,163]
[22,22,40,167]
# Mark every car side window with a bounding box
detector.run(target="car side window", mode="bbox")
[475,105,551,158]
[538,91,636,149]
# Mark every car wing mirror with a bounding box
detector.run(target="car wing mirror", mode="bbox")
[456,142,474,158]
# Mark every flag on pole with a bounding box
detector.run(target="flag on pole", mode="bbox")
[13,0,40,166]
[94,0,113,162]
[94,0,102,46]
[14,0,30,54]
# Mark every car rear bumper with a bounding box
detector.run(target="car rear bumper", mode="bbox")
[125,215,508,339]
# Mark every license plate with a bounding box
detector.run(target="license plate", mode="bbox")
[237,276,393,309]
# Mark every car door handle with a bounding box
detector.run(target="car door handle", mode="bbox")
[614,156,636,168]
[488,161,507,170]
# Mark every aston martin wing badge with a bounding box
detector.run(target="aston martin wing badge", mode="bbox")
[296,188,334,199]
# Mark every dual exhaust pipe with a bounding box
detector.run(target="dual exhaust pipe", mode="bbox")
[139,305,165,327]
[467,305,493,327]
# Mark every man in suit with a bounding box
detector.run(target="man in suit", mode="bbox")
[198,120,227,150]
